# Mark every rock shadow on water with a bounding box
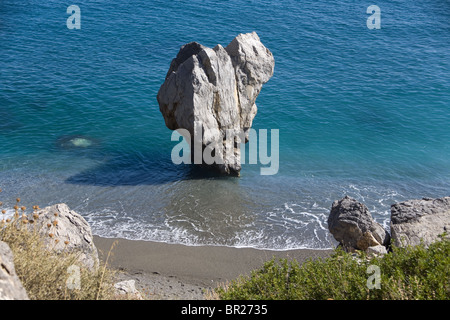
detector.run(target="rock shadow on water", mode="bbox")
[65,151,238,186]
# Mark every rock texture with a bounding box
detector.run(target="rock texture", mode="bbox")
[157,32,275,175]
[390,197,450,248]
[114,279,143,299]
[328,196,390,251]
[29,203,99,270]
[0,241,29,300]
[366,244,388,256]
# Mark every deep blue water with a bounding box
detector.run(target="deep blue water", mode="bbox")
[1,0,449,249]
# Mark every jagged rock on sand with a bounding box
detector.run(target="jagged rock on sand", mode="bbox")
[0,241,29,300]
[29,203,99,270]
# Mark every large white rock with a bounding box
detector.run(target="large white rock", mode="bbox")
[157,32,275,175]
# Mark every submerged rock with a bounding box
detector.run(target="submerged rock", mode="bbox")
[390,196,450,248]
[328,196,390,251]
[157,32,275,175]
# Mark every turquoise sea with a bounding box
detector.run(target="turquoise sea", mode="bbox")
[1,0,449,249]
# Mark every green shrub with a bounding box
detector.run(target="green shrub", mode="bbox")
[216,239,450,300]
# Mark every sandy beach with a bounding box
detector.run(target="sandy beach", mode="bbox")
[94,236,334,300]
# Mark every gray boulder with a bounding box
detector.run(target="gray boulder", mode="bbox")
[328,196,390,251]
[390,197,450,248]
[157,32,275,175]
[0,241,29,300]
[366,245,388,256]
[29,203,99,270]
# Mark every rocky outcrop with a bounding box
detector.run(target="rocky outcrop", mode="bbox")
[114,279,143,300]
[390,197,450,248]
[328,196,390,252]
[29,203,99,270]
[0,241,29,300]
[157,32,275,175]
[366,244,388,255]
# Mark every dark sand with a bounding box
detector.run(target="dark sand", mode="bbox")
[94,236,333,300]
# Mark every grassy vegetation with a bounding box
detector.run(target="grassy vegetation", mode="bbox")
[216,238,450,300]
[0,192,120,300]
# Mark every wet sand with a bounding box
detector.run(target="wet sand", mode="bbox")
[94,236,333,300]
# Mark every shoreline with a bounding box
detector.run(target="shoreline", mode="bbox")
[93,236,334,299]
